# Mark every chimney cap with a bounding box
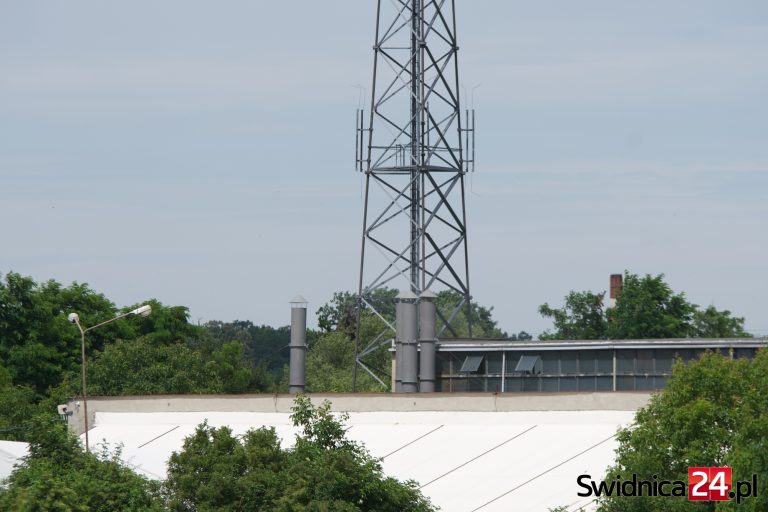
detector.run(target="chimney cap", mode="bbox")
[289,295,308,306]
[420,289,437,299]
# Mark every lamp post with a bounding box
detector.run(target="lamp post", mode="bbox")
[68,304,152,452]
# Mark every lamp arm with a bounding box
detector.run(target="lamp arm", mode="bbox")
[83,310,135,333]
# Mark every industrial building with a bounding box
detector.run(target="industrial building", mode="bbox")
[431,337,767,393]
[381,290,768,394]
[65,393,649,512]
[53,335,766,510]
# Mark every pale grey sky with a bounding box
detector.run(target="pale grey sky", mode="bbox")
[1,1,766,336]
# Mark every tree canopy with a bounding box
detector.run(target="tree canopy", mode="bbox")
[539,290,608,341]
[164,396,436,511]
[0,272,285,443]
[0,416,163,511]
[201,320,291,384]
[599,348,768,511]
[3,397,438,511]
[539,271,750,340]
[0,272,121,396]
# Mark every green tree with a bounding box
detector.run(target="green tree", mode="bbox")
[205,340,262,394]
[0,365,38,441]
[0,416,163,511]
[121,299,202,346]
[435,290,508,338]
[201,320,292,386]
[0,272,206,397]
[539,272,751,340]
[606,273,696,339]
[303,329,386,393]
[317,290,359,335]
[726,349,768,511]
[509,331,533,341]
[539,290,607,340]
[599,349,768,511]
[164,396,437,511]
[691,305,750,338]
[0,272,122,395]
[88,336,223,395]
[317,289,399,337]
[309,289,398,393]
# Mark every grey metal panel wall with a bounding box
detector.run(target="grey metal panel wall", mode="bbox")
[434,343,765,393]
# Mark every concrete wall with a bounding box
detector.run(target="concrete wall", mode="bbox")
[66,392,652,435]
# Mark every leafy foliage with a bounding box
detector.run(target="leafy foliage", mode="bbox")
[0,272,121,396]
[0,272,289,442]
[0,417,163,511]
[317,291,360,335]
[539,291,607,340]
[508,330,533,341]
[0,362,74,442]
[304,328,387,393]
[164,396,437,511]
[539,271,750,340]
[0,271,212,399]
[599,349,768,511]
[435,290,508,338]
[317,289,399,337]
[691,305,750,338]
[201,320,292,381]
[121,299,203,346]
[88,336,276,396]
[87,337,222,395]
[606,273,696,339]
[0,378,38,441]
[206,340,263,393]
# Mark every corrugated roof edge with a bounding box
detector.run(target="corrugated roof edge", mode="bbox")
[438,337,768,351]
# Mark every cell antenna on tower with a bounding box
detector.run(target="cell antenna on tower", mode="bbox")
[353,0,475,390]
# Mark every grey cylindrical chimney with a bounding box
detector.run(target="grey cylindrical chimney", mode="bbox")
[289,296,308,394]
[419,289,437,392]
[394,299,404,392]
[397,290,419,393]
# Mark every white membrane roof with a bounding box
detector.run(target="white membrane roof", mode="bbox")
[0,440,28,482]
[85,410,635,512]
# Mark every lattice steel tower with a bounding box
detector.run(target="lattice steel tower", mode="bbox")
[354,0,475,388]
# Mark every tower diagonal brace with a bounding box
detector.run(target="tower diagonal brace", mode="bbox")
[353,0,476,391]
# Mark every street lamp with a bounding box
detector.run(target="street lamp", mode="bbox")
[68,304,152,452]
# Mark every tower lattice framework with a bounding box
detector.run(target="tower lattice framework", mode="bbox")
[354,0,475,389]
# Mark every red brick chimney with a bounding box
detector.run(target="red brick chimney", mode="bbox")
[609,274,623,308]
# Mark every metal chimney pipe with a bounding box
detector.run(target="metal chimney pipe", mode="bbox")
[394,300,403,392]
[289,296,308,394]
[401,291,419,393]
[419,289,437,392]
[396,290,418,393]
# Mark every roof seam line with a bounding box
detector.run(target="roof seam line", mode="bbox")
[468,432,619,511]
[137,425,180,449]
[419,424,538,489]
[382,424,445,459]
